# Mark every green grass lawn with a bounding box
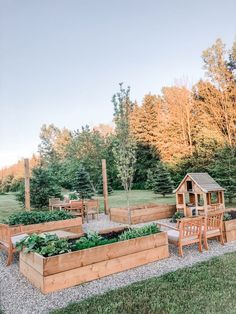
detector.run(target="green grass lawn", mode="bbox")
[52,252,236,314]
[0,192,22,222]
[0,190,175,222]
[98,190,175,211]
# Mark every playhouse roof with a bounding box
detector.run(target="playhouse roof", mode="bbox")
[174,172,225,193]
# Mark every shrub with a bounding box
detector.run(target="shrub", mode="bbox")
[170,211,184,223]
[69,193,78,200]
[4,210,74,226]
[223,212,232,221]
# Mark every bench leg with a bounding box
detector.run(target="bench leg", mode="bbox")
[178,245,183,257]
[203,237,209,250]
[6,249,13,266]
[220,233,224,245]
[198,240,203,253]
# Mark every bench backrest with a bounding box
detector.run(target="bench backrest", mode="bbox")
[86,199,99,210]
[49,198,61,206]
[178,217,203,241]
[205,210,224,232]
[69,201,83,210]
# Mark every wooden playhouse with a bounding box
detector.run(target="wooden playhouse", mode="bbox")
[174,173,225,216]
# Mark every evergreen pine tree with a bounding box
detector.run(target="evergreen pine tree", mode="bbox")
[209,146,236,203]
[17,166,61,209]
[96,175,113,195]
[152,162,173,197]
[73,166,94,200]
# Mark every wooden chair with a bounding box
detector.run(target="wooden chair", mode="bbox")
[158,217,203,257]
[203,210,224,250]
[84,199,99,222]
[0,224,28,266]
[64,201,84,220]
[49,198,61,210]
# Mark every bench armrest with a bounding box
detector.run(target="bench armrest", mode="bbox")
[157,223,179,231]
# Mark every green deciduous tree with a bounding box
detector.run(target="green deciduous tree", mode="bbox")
[112,83,137,223]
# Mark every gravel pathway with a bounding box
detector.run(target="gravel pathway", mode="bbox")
[1,215,236,314]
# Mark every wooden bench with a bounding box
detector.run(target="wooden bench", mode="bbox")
[0,217,83,266]
[158,217,203,256]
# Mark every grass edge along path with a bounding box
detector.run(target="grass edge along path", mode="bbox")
[52,251,236,314]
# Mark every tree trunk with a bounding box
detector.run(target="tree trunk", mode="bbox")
[126,188,131,225]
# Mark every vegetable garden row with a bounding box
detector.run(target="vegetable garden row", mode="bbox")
[1,208,236,294]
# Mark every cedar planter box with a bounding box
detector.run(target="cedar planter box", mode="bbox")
[20,218,83,234]
[223,219,236,242]
[0,217,83,240]
[19,230,169,294]
[110,204,176,224]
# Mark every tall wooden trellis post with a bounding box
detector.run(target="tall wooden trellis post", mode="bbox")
[102,159,109,215]
[24,158,31,211]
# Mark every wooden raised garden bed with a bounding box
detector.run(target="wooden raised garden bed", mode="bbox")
[19,229,169,293]
[223,210,236,242]
[0,217,83,266]
[0,217,83,238]
[110,204,176,224]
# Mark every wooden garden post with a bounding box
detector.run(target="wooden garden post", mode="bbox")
[102,159,109,215]
[24,158,31,211]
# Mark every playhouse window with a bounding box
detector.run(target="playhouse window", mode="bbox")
[187,181,193,191]
[210,192,218,204]
[177,194,184,204]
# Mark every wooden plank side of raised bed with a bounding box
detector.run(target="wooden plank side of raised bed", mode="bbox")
[131,206,175,224]
[110,205,176,224]
[132,209,175,219]
[21,217,83,234]
[42,232,168,276]
[225,230,236,242]
[224,220,236,232]
[20,259,44,291]
[223,220,236,242]
[131,205,175,216]
[43,245,169,293]
[109,207,129,223]
[109,215,129,224]
[20,252,45,275]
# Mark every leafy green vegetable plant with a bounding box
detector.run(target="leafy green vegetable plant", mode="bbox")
[118,224,159,241]
[16,233,71,257]
[4,210,74,226]
[17,223,161,257]
[170,212,184,223]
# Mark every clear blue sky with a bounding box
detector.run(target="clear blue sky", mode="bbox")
[0,0,235,168]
